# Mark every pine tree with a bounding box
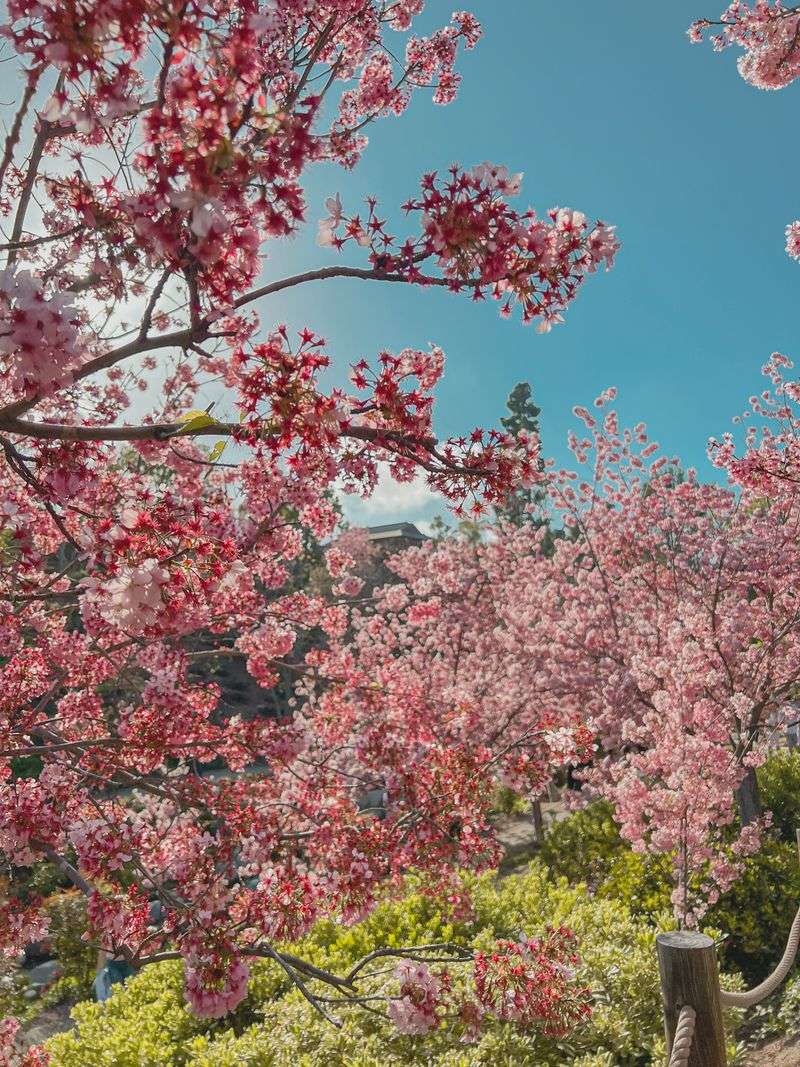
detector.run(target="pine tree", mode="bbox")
[496,382,577,557]
[497,382,546,529]
[500,381,541,439]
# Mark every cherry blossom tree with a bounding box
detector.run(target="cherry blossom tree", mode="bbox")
[0,0,616,1037]
[514,374,800,921]
[302,524,594,853]
[690,2,800,260]
[355,360,800,927]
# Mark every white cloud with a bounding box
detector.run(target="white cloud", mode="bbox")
[339,463,447,529]
[414,518,440,537]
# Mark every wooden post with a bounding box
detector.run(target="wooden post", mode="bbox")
[657,931,727,1067]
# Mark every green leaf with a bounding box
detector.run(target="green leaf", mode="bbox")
[176,410,219,434]
[208,441,227,462]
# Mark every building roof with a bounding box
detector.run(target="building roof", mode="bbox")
[366,522,427,542]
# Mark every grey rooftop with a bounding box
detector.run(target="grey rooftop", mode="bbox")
[366,522,427,542]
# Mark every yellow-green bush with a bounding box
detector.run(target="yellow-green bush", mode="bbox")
[46,865,683,1066]
[596,849,672,918]
[538,801,622,890]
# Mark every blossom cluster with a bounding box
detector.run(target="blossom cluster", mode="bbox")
[183,937,251,1020]
[338,11,482,125]
[386,928,590,1040]
[473,929,590,1035]
[0,1,491,319]
[0,271,85,403]
[79,505,239,637]
[388,960,445,1034]
[690,4,800,263]
[231,326,543,516]
[86,888,151,957]
[319,165,618,332]
[690,2,800,90]
[0,899,49,961]
[0,1018,48,1067]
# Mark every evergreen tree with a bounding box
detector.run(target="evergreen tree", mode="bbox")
[496,382,578,556]
[497,382,546,529]
[500,381,541,439]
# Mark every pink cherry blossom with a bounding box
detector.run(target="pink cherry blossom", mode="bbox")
[0,270,85,402]
[388,960,442,1034]
[185,953,250,1019]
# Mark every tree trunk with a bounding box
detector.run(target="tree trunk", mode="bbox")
[736,765,762,827]
[531,798,544,845]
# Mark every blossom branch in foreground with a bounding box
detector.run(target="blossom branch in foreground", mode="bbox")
[0,0,616,1040]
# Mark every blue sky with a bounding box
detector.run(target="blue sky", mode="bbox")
[257,2,800,528]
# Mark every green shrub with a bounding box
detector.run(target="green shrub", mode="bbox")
[538,803,672,921]
[0,963,43,1029]
[45,891,96,996]
[596,850,672,919]
[706,838,800,983]
[489,784,530,817]
[1,861,68,908]
[0,969,82,1032]
[758,748,800,844]
[46,866,682,1066]
[777,973,800,1037]
[538,802,623,889]
[539,801,800,983]
[730,969,800,1051]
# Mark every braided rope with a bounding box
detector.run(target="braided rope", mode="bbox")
[663,838,800,1059]
[719,900,800,1009]
[668,1004,696,1067]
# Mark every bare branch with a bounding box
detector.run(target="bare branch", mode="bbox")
[233,263,454,311]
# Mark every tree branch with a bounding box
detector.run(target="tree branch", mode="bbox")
[34,842,95,896]
[0,265,456,422]
[0,69,42,205]
[233,263,453,311]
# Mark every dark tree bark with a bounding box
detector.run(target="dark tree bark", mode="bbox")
[736,765,762,827]
[531,798,544,845]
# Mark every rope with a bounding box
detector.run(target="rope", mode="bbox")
[668,1004,696,1067]
[719,900,800,1009]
